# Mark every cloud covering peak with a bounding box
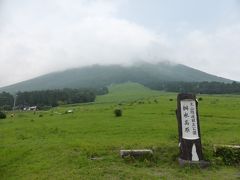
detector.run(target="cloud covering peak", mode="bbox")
[0,0,240,87]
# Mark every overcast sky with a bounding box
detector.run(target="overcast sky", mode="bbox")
[0,0,240,87]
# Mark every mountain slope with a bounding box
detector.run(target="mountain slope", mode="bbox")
[0,62,232,93]
[96,82,164,103]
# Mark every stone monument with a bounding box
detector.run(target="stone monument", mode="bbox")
[176,93,209,167]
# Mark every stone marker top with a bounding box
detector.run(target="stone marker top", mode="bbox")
[180,99,199,140]
[120,149,153,158]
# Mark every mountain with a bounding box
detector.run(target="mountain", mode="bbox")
[0,62,232,93]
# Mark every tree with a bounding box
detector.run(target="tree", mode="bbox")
[0,92,14,110]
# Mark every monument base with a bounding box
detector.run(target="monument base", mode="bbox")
[178,158,210,168]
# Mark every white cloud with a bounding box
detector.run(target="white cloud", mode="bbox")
[173,24,240,80]
[0,0,160,86]
[0,0,240,87]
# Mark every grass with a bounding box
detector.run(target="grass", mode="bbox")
[0,82,240,179]
[96,82,163,103]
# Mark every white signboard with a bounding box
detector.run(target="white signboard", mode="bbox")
[180,99,199,140]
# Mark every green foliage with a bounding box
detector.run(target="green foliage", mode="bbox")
[0,62,232,94]
[1,105,12,111]
[16,88,96,107]
[95,87,108,95]
[0,92,14,110]
[2,62,240,95]
[0,111,6,119]
[215,146,240,166]
[96,82,162,103]
[151,81,240,94]
[0,83,239,179]
[114,108,122,117]
[38,106,52,111]
[123,153,155,167]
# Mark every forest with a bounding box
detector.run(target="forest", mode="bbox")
[0,88,108,110]
[145,81,240,94]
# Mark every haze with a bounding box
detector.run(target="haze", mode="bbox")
[0,0,240,87]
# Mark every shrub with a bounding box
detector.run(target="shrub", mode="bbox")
[0,111,6,119]
[215,146,240,165]
[198,97,203,101]
[114,109,122,117]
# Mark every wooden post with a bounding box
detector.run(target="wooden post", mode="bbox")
[176,93,209,167]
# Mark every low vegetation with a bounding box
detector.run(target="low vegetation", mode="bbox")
[0,82,239,179]
[0,111,6,119]
[114,108,122,117]
[214,146,240,166]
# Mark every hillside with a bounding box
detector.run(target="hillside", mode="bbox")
[0,83,239,179]
[96,82,165,103]
[0,62,232,93]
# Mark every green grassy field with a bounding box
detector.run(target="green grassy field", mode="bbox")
[0,82,240,179]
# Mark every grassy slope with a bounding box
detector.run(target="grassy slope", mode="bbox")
[96,82,164,103]
[0,82,240,179]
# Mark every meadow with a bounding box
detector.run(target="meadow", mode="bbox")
[0,82,240,179]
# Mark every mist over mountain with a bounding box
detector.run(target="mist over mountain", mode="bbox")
[0,62,232,94]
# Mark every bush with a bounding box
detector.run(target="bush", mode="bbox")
[215,146,240,165]
[114,109,122,117]
[0,111,6,119]
[198,97,203,101]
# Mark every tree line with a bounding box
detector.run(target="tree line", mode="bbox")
[0,87,108,110]
[1,81,240,111]
[0,92,14,111]
[145,81,240,94]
